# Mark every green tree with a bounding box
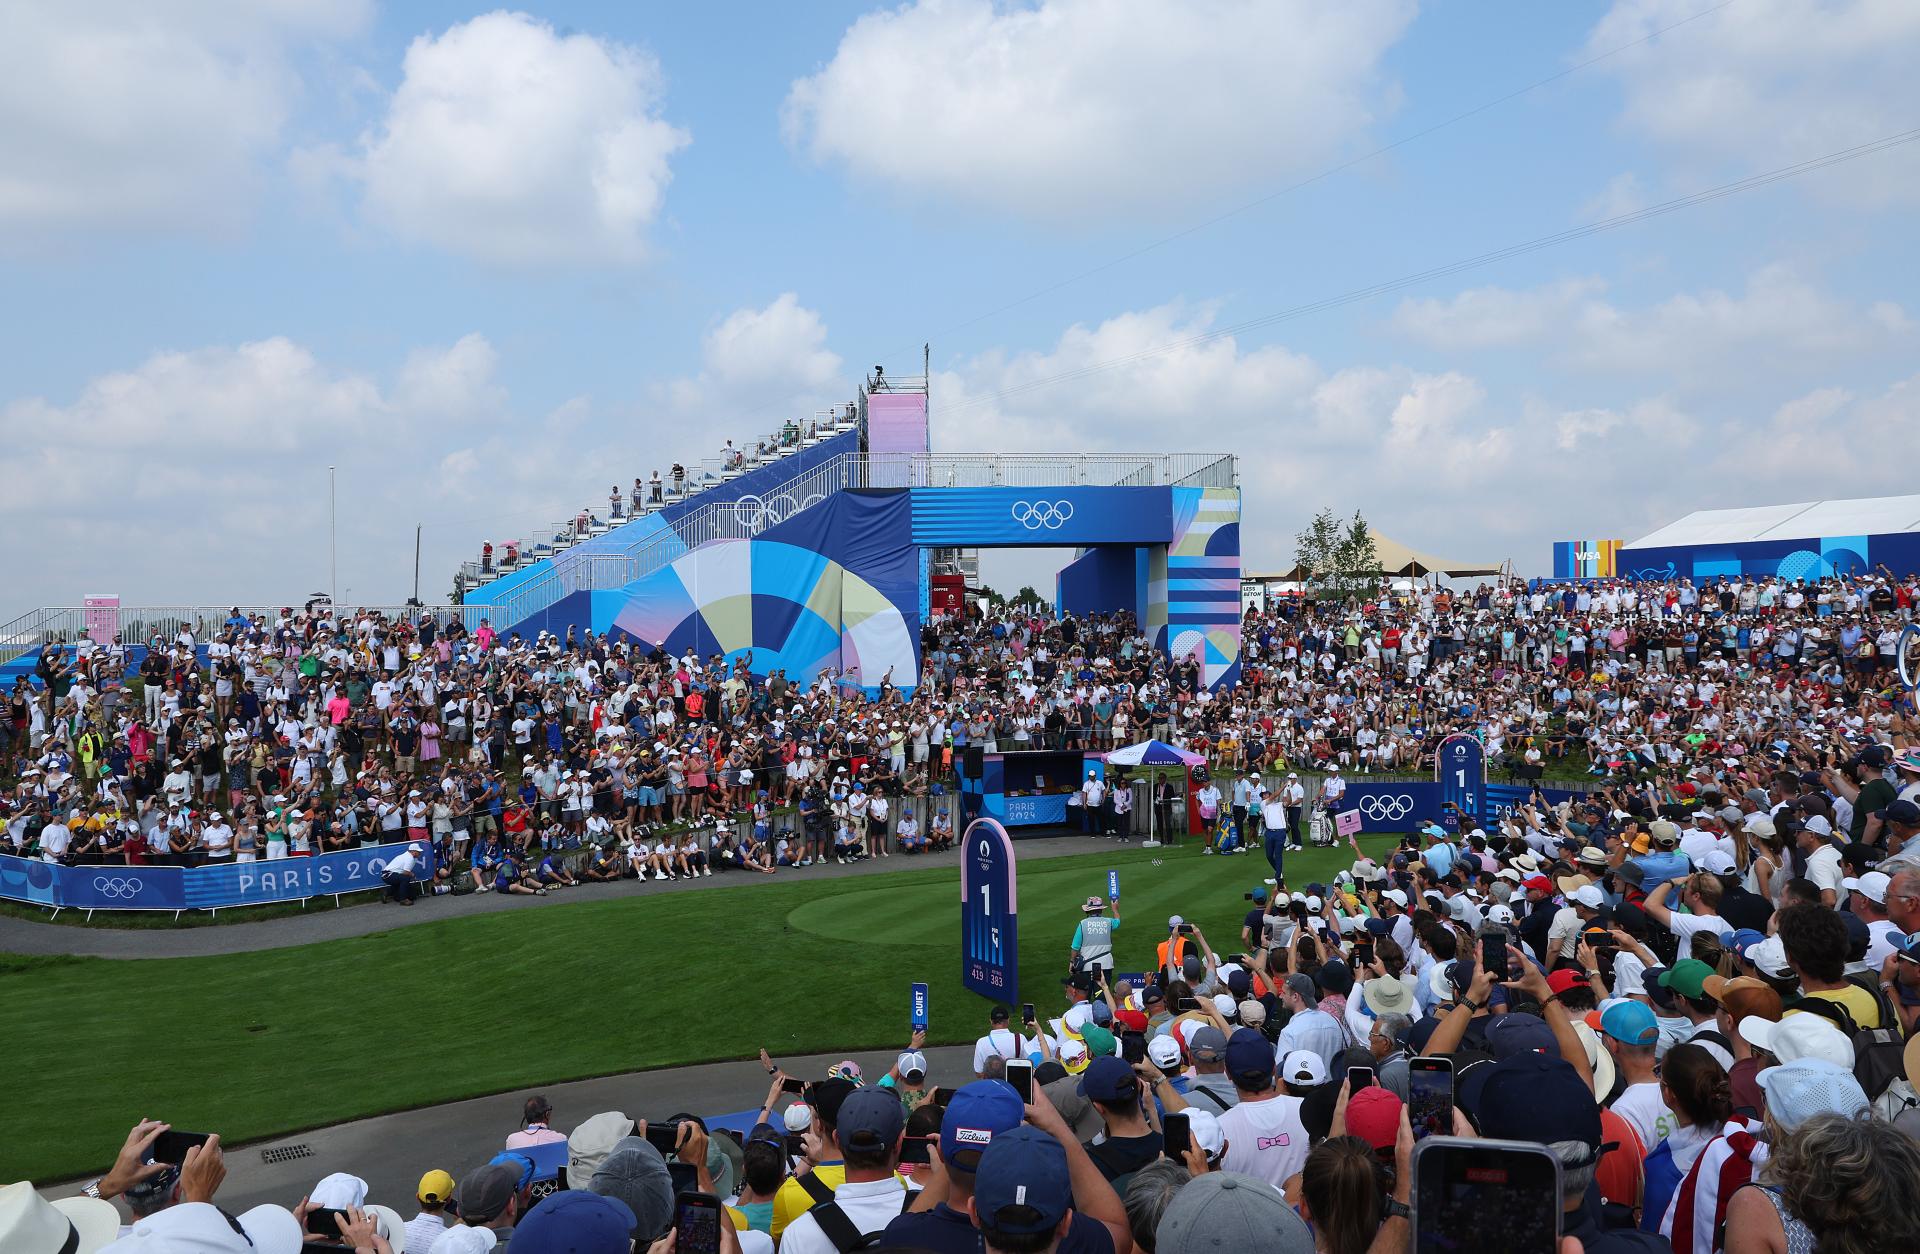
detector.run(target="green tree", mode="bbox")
[1295,507,1382,601]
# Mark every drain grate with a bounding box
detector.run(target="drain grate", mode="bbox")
[260,1144,314,1165]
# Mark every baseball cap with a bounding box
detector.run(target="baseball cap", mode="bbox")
[1156,1173,1313,1254]
[1757,1058,1870,1130]
[1189,1025,1228,1062]
[836,1086,907,1154]
[1487,1011,1559,1059]
[93,1200,303,1254]
[1079,1023,1117,1059]
[1546,968,1587,997]
[1225,1029,1276,1083]
[1522,875,1553,894]
[512,1191,636,1254]
[972,1126,1073,1237]
[1344,1086,1404,1156]
[1284,972,1319,1008]
[1724,928,1767,958]
[1599,1000,1659,1047]
[1746,934,1794,979]
[1876,799,1920,825]
[1059,1039,1090,1074]
[1570,884,1606,909]
[417,1169,457,1205]
[896,1050,928,1082]
[1078,1055,1137,1104]
[583,1137,673,1242]
[456,1162,523,1224]
[939,1080,1026,1173]
[1280,1050,1328,1088]
[1477,1052,1602,1153]
[1843,871,1891,903]
[1147,1034,1183,1070]
[1659,959,1716,1001]
[1703,975,1783,1028]
[1739,1012,1855,1068]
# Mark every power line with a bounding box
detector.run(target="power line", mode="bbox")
[939,125,1920,415]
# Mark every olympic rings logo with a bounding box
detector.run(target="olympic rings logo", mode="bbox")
[1358,795,1414,822]
[1011,500,1075,531]
[92,876,145,900]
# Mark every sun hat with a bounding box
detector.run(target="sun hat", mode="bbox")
[1362,976,1417,1017]
[1739,1012,1855,1068]
[1155,1173,1312,1254]
[0,1182,123,1254]
[98,1200,303,1254]
[1757,1058,1870,1130]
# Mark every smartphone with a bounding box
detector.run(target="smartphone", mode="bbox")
[1348,1066,1375,1092]
[780,1076,806,1094]
[674,1192,725,1254]
[643,1121,682,1155]
[1480,930,1512,983]
[1178,923,1195,935]
[1021,1002,1036,1025]
[784,1133,806,1158]
[898,1136,933,1166]
[1177,996,1202,1012]
[1413,1137,1562,1254]
[304,1208,347,1238]
[1121,1034,1147,1064]
[1006,1058,1035,1104]
[1161,1111,1191,1161]
[930,1087,955,1108]
[1353,942,1376,968]
[151,1131,212,1165]
[1408,1057,1454,1141]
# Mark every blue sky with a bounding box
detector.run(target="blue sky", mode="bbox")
[4,0,1919,608]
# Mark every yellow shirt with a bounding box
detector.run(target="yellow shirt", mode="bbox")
[1790,985,1881,1030]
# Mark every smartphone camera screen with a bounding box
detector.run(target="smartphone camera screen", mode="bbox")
[1414,1138,1561,1254]
[674,1196,723,1254]
[1408,1060,1453,1141]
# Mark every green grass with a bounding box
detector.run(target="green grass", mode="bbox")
[3,834,1396,1184]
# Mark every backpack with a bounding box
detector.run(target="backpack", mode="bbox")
[1818,981,1906,1101]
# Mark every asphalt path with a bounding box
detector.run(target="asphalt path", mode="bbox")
[44,1047,984,1215]
[0,830,1147,957]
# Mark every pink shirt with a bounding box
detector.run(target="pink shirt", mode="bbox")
[328,695,352,726]
[505,1124,566,1150]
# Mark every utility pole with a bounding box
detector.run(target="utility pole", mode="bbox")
[413,523,422,608]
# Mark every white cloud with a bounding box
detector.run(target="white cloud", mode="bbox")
[0,333,598,606]
[0,1,370,234]
[660,294,848,425]
[1392,266,1912,378]
[1588,0,1920,205]
[784,0,1416,219]
[357,11,689,265]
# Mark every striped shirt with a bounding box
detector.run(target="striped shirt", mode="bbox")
[1660,1117,1767,1254]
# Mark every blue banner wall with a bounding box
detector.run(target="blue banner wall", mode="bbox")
[1335,782,1447,834]
[910,487,1173,548]
[0,841,433,912]
[961,818,1019,1004]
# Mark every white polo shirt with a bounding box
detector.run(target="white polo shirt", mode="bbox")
[776,1178,907,1254]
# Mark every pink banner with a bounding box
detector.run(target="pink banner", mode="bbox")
[1335,808,1362,838]
[83,594,119,646]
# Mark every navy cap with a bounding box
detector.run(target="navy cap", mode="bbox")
[1224,1028,1275,1082]
[835,1086,906,1154]
[1485,1012,1557,1060]
[940,1080,1025,1173]
[1226,968,1253,998]
[1476,1053,1602,1151]
[1078,1055,1137,1104]
[973,1126,1072,1236]
[1876,799,1920,825]
[1364,917,1392,937]
[512,1190,637,1254]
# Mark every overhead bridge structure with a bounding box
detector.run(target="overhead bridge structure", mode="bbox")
[460,391,1242,690]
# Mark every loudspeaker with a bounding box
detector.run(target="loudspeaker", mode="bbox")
[962,746,986,777]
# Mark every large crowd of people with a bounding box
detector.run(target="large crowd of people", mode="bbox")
[20,757,1920,1252]
[12,568,1920,1250]
[6,570,1920,898]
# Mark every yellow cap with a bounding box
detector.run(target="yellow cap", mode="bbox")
[418,1169,456,1204]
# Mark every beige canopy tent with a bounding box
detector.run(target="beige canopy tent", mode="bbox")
[1366,533,1504,579]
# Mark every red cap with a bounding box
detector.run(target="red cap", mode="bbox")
[1345,1086,1404,1154]
[1523,875,1553,893]
[1547,968,1586,996]
[1114,1008,1149,1033]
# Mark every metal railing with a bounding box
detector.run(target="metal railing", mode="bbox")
[863,451,1235,489]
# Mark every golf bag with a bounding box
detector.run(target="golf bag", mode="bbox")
[1309,805,1336,847]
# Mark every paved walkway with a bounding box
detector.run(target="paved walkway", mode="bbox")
[44,1046,983,1211]
[0,831,1152,959]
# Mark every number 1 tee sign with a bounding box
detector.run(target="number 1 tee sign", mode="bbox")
[961,817,1019,1003]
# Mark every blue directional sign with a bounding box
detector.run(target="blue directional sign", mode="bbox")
[961,817,1019,1003]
